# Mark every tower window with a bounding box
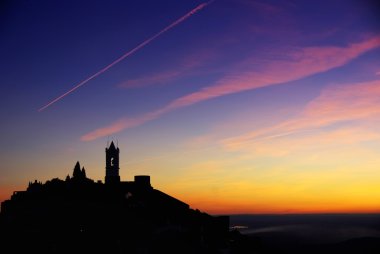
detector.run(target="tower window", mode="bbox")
[111,157,114,166]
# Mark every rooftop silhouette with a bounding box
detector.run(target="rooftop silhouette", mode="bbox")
[0,142,232,254]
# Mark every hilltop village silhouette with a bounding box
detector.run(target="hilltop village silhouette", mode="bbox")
[0,142,237,254]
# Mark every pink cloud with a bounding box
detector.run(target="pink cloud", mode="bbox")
[81,111,162,141]
[159,36,380,108]
[222,79,380,151]
[82,36,380,141]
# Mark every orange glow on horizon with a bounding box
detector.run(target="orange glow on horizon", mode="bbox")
[180,196,380,215]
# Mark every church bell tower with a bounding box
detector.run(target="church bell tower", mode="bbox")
[105,141,120,184]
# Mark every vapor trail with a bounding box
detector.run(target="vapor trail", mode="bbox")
[38,1,214,112]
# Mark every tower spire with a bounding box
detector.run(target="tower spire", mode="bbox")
[73,161,82,178]
[105,141,120,184]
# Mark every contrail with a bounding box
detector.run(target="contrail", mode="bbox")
[38,1,215,112]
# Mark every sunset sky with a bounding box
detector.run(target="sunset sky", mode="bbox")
[1,0,380,214]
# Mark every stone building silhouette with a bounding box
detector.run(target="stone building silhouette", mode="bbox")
[0,142,230,254]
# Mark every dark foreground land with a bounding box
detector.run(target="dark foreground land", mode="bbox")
[1,213,380,253]
[230,214,380,254]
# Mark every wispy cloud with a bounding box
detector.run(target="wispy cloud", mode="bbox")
[81,111,162,141]
[222,79,380,155]
[118,70,183,88]
[81,36,380,141]
[118,49,216,88]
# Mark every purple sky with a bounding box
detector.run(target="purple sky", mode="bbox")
[1,0,380,214]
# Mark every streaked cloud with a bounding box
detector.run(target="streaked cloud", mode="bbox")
[82,36,380,141]
[118,70,183,88]
[81,111,161,141]
[222,79,380,155]
[118,49,216,88]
